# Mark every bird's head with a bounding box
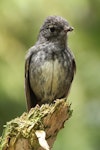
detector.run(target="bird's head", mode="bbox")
[38,16,73,42]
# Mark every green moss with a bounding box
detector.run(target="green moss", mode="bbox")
[0,100,72,150]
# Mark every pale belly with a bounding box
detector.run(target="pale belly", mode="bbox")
[29,58,68,103]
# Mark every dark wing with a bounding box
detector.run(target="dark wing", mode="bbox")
[25,48,38,111]
[64,48,76,98]
[71,58,76,82]
[68,47,76,81]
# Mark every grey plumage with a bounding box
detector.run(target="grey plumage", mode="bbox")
[25,16,76,111]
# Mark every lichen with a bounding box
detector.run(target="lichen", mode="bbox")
[0,99,72,150]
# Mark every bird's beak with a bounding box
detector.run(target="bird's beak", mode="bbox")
[64,26,74,32]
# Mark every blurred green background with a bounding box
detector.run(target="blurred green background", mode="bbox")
[0,0,100,149]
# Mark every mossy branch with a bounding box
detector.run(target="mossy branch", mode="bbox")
[0,99,72,150]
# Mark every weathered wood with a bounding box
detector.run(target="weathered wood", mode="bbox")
[0,99,72,150]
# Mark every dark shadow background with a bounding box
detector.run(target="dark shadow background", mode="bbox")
[0,0,100,150]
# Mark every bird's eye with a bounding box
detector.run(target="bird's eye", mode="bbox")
[50,27,55,32]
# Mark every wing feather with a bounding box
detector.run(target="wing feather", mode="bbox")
[25,48,38,111]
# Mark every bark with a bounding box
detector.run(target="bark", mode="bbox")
[0,98,72,150]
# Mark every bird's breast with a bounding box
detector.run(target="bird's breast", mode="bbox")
[29,53,68,103]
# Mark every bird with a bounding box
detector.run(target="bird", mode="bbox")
[25,16,76,111]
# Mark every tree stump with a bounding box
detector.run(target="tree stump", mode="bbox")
[0,98,72,150]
